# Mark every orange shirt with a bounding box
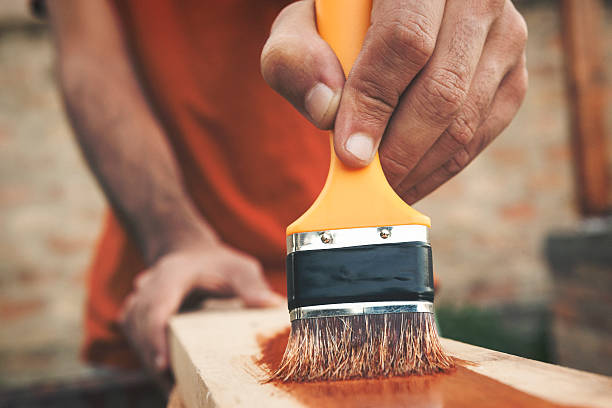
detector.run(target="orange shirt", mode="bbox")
[84,0,329,368]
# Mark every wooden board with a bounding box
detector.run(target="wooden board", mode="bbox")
[169,307,612,408]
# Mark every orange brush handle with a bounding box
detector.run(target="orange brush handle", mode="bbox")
[286,0,430,235]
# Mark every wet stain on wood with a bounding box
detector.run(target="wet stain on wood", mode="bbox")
[256,328,583,408]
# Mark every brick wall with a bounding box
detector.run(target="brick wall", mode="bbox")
[0,13,105,387]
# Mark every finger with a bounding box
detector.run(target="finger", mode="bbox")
[402,60,528,204]
[137,272,188,372]
[379,0,505,186]
[145,296,181,372]
[148,306,171,371]
[120,298,158,371]
[261,0,345,129]
[395,2,528,193]
[333,0,445,166]
[226,258,284,307]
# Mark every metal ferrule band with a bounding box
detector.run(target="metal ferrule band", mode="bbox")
[289,301,434,321]
[286,225,430,254]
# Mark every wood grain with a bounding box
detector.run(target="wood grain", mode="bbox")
[560,0,610,215]
[169,307,611,408]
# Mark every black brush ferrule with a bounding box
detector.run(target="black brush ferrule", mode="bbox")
[286,242,433,311]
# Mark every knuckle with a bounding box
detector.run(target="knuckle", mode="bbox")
[508,9,528,49]
[380,151,415,186]
[379,13,436,66]
[446,114,477,147]
[260,40,290,86]
[260,36,311,89]
[350,75,397,126]
[444,149,471,175]
[418,68,470,123]
[495,4,528,52]
[481,0,505,18]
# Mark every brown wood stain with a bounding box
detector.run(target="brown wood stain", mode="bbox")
[256,328,582,408]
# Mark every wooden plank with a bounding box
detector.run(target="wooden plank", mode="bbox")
[169,307,612,408]
[560,0,610,215]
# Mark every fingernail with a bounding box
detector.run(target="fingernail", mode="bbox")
[345,132,375,163]
[305,83,338,126]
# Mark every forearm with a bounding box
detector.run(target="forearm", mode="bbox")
[48,1,216,263]
[64,60,214,261]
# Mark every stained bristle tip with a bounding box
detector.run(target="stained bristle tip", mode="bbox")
[270,312,454,382]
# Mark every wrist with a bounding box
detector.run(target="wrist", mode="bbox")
[137,203,219,264]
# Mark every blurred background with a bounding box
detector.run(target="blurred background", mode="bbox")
[0,0,610,406]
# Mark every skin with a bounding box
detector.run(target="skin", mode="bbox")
[261,0,528,203]
[46,0,282,376]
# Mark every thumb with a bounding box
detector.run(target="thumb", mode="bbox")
[261,0,345,129]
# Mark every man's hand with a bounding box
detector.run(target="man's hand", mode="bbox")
[119,242,283,373]
[261,0,528,203]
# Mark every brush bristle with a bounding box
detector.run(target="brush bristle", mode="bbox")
[270,313,454,382]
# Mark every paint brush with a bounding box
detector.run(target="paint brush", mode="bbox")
[272,0,454,382]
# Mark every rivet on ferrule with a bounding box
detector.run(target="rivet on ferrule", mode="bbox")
[320,231,333,244]
[379,227,391,239]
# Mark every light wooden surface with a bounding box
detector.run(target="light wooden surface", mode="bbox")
[169,307,612,408]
